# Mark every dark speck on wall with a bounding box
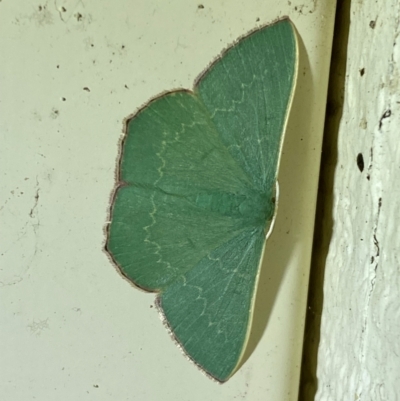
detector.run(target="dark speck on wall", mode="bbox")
[50,108,59,119]
[357,153,364,172]
[359,68,365,76]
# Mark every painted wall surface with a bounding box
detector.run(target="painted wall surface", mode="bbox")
[0,1,335,400]
[316,0,400,399]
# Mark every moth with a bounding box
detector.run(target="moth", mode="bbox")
[106,17,298,382]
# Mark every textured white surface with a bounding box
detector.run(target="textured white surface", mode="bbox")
[316,1,400,399]
[0,1,334,400]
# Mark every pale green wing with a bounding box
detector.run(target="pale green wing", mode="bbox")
[159,228,265,382]
[197,19,297,194]
[107,185,251,290]
[120,91,252,195]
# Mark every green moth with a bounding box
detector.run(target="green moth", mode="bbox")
[106,18,298,382]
